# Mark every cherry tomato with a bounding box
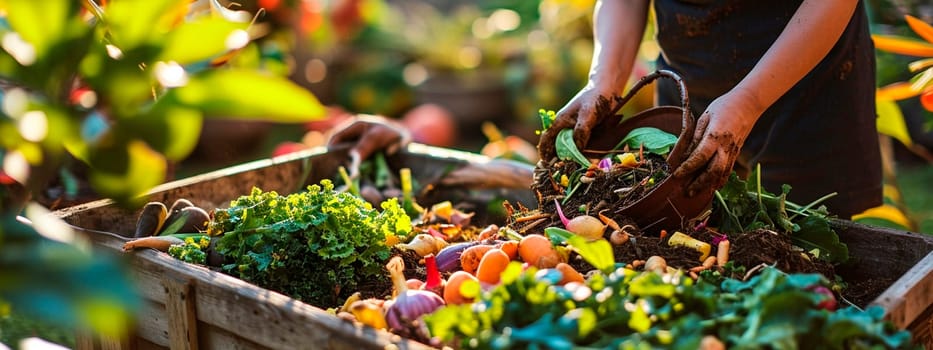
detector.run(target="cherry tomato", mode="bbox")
[921,89,933,112]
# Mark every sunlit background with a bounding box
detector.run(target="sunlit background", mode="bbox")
[1,0,933,348]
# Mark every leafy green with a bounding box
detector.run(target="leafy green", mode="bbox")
[614,127,679,156]
[167,236,210,265]
[545,227,616,274]
[712,167,849,264]
[555,129,591,168]
[425,266,917,349]
[536,109,556,135]
[207,181,410,307]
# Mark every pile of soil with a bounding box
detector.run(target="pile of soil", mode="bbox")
[529,154,672,233]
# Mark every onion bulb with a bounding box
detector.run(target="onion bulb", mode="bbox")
[384,256,445,332]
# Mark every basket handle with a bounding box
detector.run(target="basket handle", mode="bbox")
[610,70,695,170]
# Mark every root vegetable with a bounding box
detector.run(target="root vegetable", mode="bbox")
[644,256,667,273]
[717,240,730,267]
[476,248,511,285]
[435,241,481,273]
[555,263,585,285]
[477,224,499,241]
[518,234,561,268]
[497,240,519,260]
[444,271,479,305]
[123,235,184,252]
[609,230,630,245]
[690,256,717,273]
[460,244,496,274]
[566,215,606,241]
[161,206,210,235]
[397,233,448,257]
[384,256,445,332]
[167,198,194,215]
[134,202,167,238]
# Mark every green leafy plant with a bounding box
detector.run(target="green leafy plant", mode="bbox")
[0,0,324,340]
[167,235,210,265]
[712,166,849,264]
[208,181,411,307]
[425,264,916,349]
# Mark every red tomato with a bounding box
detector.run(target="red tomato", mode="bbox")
[921,89,933,112]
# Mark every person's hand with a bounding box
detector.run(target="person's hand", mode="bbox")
[673,91,760,196]
[537,84,619,162]
[326,114,411,179]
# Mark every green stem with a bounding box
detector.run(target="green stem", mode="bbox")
[714,191,743,230]
[338,166,358,196]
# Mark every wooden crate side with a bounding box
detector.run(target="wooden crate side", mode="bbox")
[871,253,933,337]
[834,220,933,275]
[78,227,434,350]
[905,306,933,350]
[198,322,268,350]
[137,299,171,348]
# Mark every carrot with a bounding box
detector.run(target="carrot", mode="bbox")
[555,263,585,285]
[460,244,495,274]
[518,234,561,268]
[717,240,730,267]
[476,249,510,285]
[444,271,479,305]
[497,240,519,260]
[123,235,184,252]
[690,256,717,273]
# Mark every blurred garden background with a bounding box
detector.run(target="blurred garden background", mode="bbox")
[1,0,933,348]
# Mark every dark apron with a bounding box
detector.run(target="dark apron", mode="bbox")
[652,0,882,217]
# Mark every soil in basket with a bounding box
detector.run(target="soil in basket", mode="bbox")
[507,154,881,309]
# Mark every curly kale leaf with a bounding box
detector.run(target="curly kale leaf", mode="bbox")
[210,180,410,307]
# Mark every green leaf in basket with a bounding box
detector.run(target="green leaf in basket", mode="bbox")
[614,127,678,156]
[556,128,591,167]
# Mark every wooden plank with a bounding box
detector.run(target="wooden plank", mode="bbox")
[870,252,933,330]
[199,322,267,350]
[99,335,131,350]
[906,306,933,349]
[163,275,200,350]
[74,330,97,350]
[137,299,171,348]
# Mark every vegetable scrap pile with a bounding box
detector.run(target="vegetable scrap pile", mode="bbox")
[530,109,677,235]
[119,114,917,348]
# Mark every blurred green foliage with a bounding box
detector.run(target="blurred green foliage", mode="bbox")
[0,0,325,343]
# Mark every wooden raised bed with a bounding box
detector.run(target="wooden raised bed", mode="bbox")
[54,144,933,349]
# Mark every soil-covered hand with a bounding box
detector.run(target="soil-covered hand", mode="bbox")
[537,85,618,161]
[327,114,411,178]
[673,92,759,196]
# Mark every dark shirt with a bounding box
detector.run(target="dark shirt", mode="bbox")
[652,0,882,217]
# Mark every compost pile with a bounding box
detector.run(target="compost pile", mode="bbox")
[122,145,912,349]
